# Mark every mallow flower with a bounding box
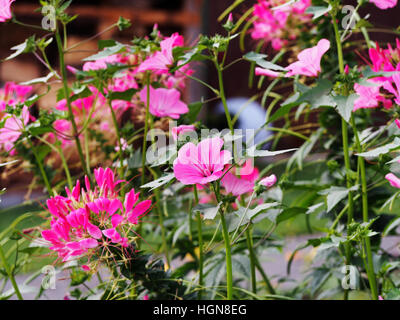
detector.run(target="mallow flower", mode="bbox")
[139,86,188,119]
[255,39,330,78]
[0,0,14,23]
[369,0,397,9]
[173,137,232,185]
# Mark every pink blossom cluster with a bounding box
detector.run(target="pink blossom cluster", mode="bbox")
[0,82,33,154]
[353,40,400,111]
[73,31,191,120]
[41,168,152,270]
[251,0,312,50]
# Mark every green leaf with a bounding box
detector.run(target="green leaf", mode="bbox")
[357,137,400,158]
[247,146,297,157]
[182,101,203,124]
[277,207,307,224]
[107,88,137,101]
[319,185,358,212]
[193,202,222,220]
[243,51,286,71]
[305,5,332,20]
[287,128,323,170]
[296,79,335,109]
[333,93,358,123]
[83,42,125,61]
[140,173,175,191]
[267,92,300,124]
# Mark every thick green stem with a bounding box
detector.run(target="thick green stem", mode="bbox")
[55,31,88,176]
[0,245,23,300]
[332,10,355,300]
[351,116,378,300]
[193,186,204,299]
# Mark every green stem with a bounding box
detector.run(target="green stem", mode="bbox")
[30,141,53,196]
[0,245,23,300]
[55,30,88,176]
[245,227,257,294]
[193,185,204,299]
[332,10,355,300]
[212,184,233,300]
[351,115,378,300]
[215,59,234,135]
[141,72,151,186]
[36,135,72,190]
[253,253,275,294]
[106,98,124,179]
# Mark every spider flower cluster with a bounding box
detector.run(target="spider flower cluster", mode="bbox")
[41,168,152,270]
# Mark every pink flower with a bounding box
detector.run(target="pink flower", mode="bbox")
[221,172,255,196]
[386,173,400,188]
[41,168,152,265]
[353,81,392,111]
[369,0,397,9]
[173,137,232,185]
[395,119,400,129]
[0,106,29,154]
[139,86,188,119]
[136,33,183,74]
[82,54,123,72]
[221,160,259,196]
[259,174,277,188]
[171,125,196,141]
[285,39,330,77]
[383,72,400,105]
[0,0,14,22]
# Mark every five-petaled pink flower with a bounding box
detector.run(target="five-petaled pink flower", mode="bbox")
[173,137,232,185]
[369,0,397,9]
[140,86,188,119]
[0,0,15,23]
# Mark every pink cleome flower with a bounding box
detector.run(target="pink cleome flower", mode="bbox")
[41,168,152,269]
